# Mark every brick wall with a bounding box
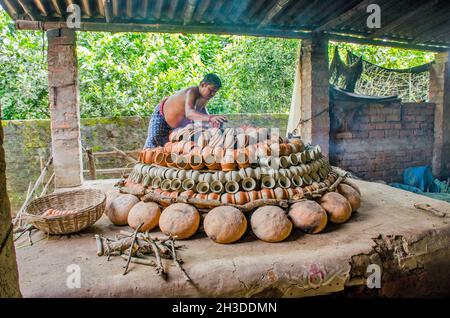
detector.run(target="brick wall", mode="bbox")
[330,101,435,183]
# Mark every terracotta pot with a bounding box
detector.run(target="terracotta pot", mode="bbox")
[234,191,249,205]
[208,193,221,201]
[236,150,250,169]
[175,155,189,170]
[151,176,162,189]
[221,150,237,172]
[173,141,185,154]
[221,193,235,205]
[260,188,275,200]
[277,176,291,189]
[196,182,210,194]
[204,154,221,170]
[294,187,304,198]
[154,188,163,194]
[191,146,202,157]
[213,147,224,161]
[311,182,320,191]
[169,191,179,199]
[164,142,173,153]
[201,146,213,160]
[257,143,272,158]
[223,133,235,149]
[189,154,205,170]
[311,171,321,183]
[182,141,195,154]
[161,191,172,198]
[181,178,195,191]
[261,176,276,189]
[180,189,195,199]
[248,190,260,201]
[154,151,167,166]
[280,156,290,169]
[166,153,178,168]
[210,180,224,194]
[160,179,172,191]
[292,175,303,187]
[296,152,307,164]
[302,174,313,185]
[224,180,239,194]
[323,179,332,188]
[274,187,288,200]
[286,188,296,199]
[236,133,249,148]
[170,178,182,191]
[241,177,256,191]
[138,150,144,163]
[144,149,156,164]
[168,130,178,142]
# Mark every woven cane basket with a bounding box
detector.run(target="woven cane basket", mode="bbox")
[24,189,106,235]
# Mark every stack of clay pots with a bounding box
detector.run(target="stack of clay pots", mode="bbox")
[129,124,337,205]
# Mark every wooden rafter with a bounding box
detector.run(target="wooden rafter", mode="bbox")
[81,0,92,17]
[314,0,374,32]
[96,0,105,16]
[0,0,20,19]
[152,0,163,20]
[258,0,291,28]
[103,0,112,22]
[229,0,251,23]
[139,0,148,19]
[33,0,48,16]
[183,0,197,25]
[193,0,210,22]
[369,0,440,39]
[167,0,179,20]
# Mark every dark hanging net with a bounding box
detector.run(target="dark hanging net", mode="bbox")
[329,47,433,102]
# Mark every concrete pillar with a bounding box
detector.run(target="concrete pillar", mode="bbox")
[287,35,330,157]
[430,51,450,179]
[47,28,83,188]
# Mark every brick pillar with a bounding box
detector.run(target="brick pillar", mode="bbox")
[430,51,450,179]
[287,35,330,157]
[47,28,83,188]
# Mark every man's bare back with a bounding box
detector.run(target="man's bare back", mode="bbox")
[144,74,227,149]
[163,86,209,129]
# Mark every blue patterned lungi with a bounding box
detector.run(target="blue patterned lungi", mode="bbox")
[144,103,172,149]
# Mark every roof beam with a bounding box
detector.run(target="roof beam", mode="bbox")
[206,0,224,23]
[314,0,373,32]
[50,0,63,16]
[152,0,163,20]
[229,0,250,23]
[17,0,41,20]
[167,0,179,20]
[81,0,92,17]
[96,0,105,16]
[139,0,148,19]
[0,0,20,19]
[183,0,197,25]
[369,0,440,39]
[126,0,133,18]
[193,0,210,22]
[103,0,112,22]
[33,0,49,16]
[258,0,291,28]
[112,0,119,16]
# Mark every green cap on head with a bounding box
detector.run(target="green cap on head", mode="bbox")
[201,73,222,89]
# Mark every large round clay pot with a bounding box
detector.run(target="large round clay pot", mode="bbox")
[288,200,328,234]
[159,203,200,239]
[250,206,292,243]
[128,201,161,232]
[204,206,247,244]
[318,192,352,224]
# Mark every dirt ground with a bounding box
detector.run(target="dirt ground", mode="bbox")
[14,179,450,297]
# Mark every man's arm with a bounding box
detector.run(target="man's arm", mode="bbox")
[185,88,226,126]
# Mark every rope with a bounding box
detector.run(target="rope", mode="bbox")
[293,106,330,134]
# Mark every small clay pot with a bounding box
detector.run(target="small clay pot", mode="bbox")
[180,190,195,198]
[160,179,172,191]
[224,180,239,194]
[286,188,296,199]
[292,175,303,187]
[144,149,155,164]
[164,142,173,153]
[210,180,224,194]
[260,188,275,200]
[205,154,221,170]
[221,193,235,204]
[154,152,167,166]
[221,150,237,172]
[261,176,276,189]
[277,176,291,189]
[201,146,213,160]
[189,154,205,170]
[274,187,288,200]
[170,178,182,191]
[196,182,210,194]
[241,177,256,191]
[208,193,221,201]
[234,191,249,205]
[166,153,178,168]
[248,190,260,201]
[181,178,195,191]
[236,150,250,169]
[151,176,162,189]
[169,191,179,199]
[175,155,189,170]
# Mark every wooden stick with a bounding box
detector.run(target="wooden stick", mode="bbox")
[95,234,104,256]
[123,223,142,275]
[414,203,448,218]
[112,146,138,164]
[14,156,53,227]
[120,254,156,266]
[169,238,191,282]
[86,149,97,180]
[148,238,167,280]
[40,172,55,197]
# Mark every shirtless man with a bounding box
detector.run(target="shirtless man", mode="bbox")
[144,73,227,149]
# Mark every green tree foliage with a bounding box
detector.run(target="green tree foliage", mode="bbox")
[0,7,436,120]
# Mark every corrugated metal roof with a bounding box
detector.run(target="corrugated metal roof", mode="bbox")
[1,0,449,51]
